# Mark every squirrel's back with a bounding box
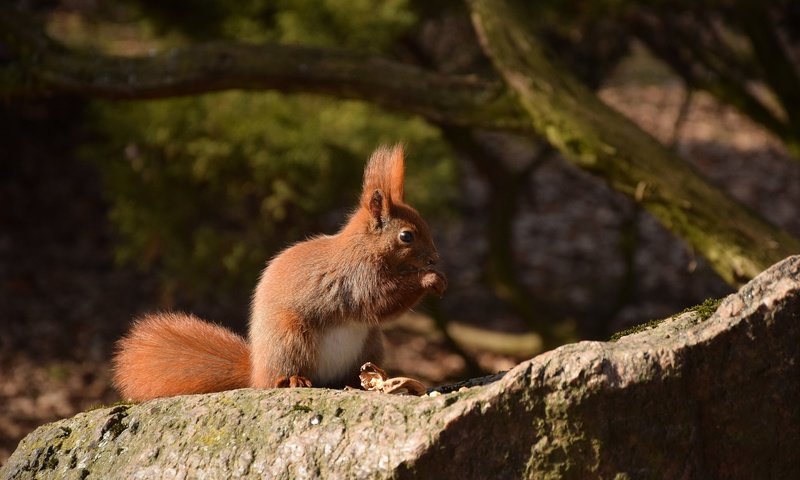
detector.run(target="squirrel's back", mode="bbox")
[113,312,250,401]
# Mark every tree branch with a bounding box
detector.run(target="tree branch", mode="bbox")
[467,0,800,286]
[0,6,529,133]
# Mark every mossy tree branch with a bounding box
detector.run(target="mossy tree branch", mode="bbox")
[0,7,529,133]
[467,0,800,286]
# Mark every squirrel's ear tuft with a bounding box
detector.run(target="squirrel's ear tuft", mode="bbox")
[387,144,404,202]
[360,144,405,213]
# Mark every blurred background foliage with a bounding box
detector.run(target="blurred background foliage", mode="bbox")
[85,94,453,298]
[72,0,455,300]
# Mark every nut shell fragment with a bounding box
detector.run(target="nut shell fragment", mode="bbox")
[359,362,426,396]
[381,377,427,396]
[360,362,388,391]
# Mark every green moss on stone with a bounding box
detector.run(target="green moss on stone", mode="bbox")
[87,400,136,411]
[292,403,313,413]
[681,297,723,322]
[609,297,722,341]
[608,318,665,342]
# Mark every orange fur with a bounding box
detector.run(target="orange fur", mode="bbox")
[361,144,405,207]
[113,313,250,400]
[112,145,447,400]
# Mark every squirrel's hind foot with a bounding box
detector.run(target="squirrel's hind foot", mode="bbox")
[275,375,313,388]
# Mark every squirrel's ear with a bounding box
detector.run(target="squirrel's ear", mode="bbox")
[367,188,389,229]
[361,144,405,212]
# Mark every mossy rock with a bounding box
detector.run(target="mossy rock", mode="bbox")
[3,256,800,479]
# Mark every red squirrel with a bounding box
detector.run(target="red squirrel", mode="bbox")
[112,145,447,401]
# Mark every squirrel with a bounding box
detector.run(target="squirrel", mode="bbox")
[112,145,447,401]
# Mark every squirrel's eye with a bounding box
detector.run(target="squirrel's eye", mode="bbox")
[398,230,414,244]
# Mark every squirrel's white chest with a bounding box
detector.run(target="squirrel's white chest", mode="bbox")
[313,322,369,385]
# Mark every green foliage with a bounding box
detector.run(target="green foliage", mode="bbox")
[250,0,416,50]
[132,0,416,51]
[78,0,453,299]
[86,93,453,296]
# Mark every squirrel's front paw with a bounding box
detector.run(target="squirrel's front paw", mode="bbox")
[275,375,313,388]
[421,270,447,297]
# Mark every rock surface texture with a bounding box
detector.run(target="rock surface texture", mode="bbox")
[3,255,799,479]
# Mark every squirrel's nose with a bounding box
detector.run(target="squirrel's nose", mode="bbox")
[426,253,439,266]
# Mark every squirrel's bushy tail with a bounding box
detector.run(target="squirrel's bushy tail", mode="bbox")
[112,312,251,401]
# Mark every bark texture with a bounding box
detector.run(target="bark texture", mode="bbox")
[3,255,800,479]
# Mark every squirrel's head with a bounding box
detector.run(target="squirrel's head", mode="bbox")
[350,145,445,296]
